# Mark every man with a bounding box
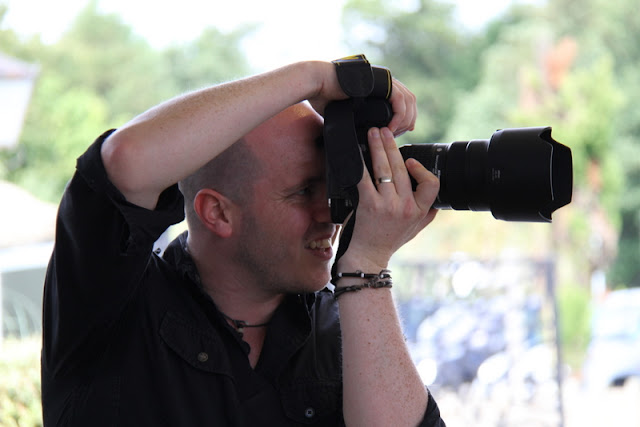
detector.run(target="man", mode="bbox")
[41,59,445,426]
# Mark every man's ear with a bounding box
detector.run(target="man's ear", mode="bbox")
[193,189,237,238]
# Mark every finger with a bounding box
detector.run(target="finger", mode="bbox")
[387,79,408,133]
[367,128,396,194]
[379,128,411,194]
[357,135,376,194]
[387,92,406,135]
[405,158,440,211]
[387,79,417,135]
[394,80,417,132]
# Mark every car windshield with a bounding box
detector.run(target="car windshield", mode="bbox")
[593,307,640,339]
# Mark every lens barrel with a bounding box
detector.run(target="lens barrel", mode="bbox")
[399,127,573,222]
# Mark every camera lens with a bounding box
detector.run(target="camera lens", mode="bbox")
[399,127,573,222]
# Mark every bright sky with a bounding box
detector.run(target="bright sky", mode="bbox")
[1,0,534,71]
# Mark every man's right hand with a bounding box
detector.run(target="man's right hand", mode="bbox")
[306,61,417,137]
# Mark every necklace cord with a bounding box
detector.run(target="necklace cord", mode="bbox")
[220,312,270,332]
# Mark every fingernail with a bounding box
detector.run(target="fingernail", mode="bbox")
[381,127,394,138]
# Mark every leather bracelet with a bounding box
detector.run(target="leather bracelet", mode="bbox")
[332,270,393,300]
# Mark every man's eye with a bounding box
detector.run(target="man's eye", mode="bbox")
[291,180,325,199]
[295,187,312,197]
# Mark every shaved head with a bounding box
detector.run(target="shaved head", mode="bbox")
[180,102,324,231]
[179,138,262,229]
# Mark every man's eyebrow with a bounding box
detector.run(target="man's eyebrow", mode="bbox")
[283,176,325,193]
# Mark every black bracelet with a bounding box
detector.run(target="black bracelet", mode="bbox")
[331,269,391,285]
[332,270,393,300]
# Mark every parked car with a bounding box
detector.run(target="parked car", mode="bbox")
[409,296,542,390]
[582,288,640,389]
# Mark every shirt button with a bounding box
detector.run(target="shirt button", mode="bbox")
[197,352,209,362]
[304,407,315,418]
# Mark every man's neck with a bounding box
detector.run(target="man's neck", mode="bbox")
[186,234,285,368]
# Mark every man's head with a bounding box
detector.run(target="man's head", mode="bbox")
[180,103,337,294]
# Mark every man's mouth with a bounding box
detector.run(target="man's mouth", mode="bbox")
[307,238,332,250]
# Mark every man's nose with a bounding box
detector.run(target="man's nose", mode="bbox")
[312,189,332,224]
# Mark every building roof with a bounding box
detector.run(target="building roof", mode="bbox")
[0,181,57,248]
[0,52,39,79]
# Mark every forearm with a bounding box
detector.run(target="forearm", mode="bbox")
[337,257,428,427]
[335,122,440,426]
[100,61,334,209]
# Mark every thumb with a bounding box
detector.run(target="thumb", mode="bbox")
[406,158,440,211]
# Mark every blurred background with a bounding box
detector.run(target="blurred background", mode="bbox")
[1,0,639,425]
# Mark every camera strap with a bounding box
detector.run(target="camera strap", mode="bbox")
[332,54,376,97]
[331,54,392,99]
[327,55,393,278]
[324,99,361,276]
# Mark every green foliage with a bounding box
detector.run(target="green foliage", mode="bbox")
[557,283,592,369]
[445,19,554,139]
[346,0,640,287]
[162,26,254,93]
[343,0,483,144]
[53,0,169,121]
[553,58,621,168]
[511,55,624,227]
[0,0,250,203]
[609,220,640,288]
[0,338,43,427]
[546,0,640,286]
[9,72,110,202]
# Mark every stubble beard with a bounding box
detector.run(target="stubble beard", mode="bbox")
[235,215,330,296]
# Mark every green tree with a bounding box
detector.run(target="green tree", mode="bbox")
[0,339,43,427]
[162,26,253,94]
[1,0,251,203]
[544,0,640,287]
[445,6,625,289]
[51,0,174,124]
[444,18,552,140]
[342,0,640,298]
[342,0,484,145]
[12,73,109,201]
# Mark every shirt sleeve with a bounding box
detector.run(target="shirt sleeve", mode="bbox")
[42,130,185,376]
[419,389,447,427]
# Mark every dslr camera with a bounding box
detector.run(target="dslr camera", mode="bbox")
[323,56,573,224]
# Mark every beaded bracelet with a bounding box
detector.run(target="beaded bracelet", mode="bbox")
[332,269,393,300]
[331,269,391,284]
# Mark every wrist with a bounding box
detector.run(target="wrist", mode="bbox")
[279,61,323,103]
[335,253,388,277]
[303,61,346,111]
[331,269,393,300]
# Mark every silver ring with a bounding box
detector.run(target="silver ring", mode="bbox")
[377,177,393,184]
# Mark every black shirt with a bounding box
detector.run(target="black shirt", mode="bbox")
[41,131,445,426]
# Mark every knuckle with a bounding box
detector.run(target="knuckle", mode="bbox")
[402,200,416,219]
